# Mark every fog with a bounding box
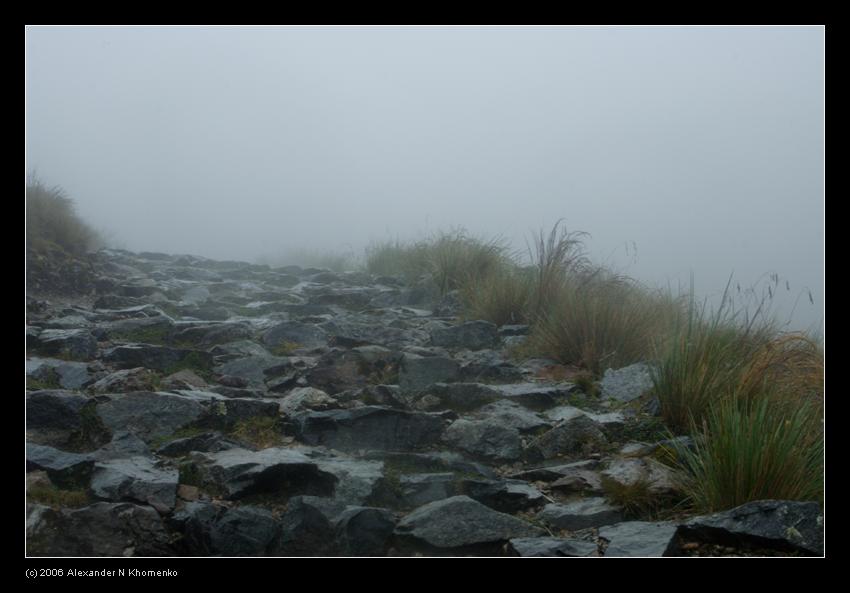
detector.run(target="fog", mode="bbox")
[25,26,824,332]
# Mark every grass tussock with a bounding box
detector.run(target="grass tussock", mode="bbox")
[230,417,283,450]
[26,175,102,255]
[365,229,512,296]
[670,396,823,513]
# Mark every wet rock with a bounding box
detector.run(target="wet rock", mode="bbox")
[160,369,209,390]
[192,446,338,500]
[95,391,206,442]
[600,363,654,403]
[173,323,253,348]
[441,418,523,462]
[395,496,544,553]
[102,344,213,373]
[26,357,93,390]
[278,387,340,416]
[92,431,153,461]
[262,321,328,351]
[26,390,94,448]
[292,406,448,452]
[27,502,172,556]
[89,456,179,513]
[472,400,551,434]
[507,537,598,557]
[28,328,98,361]
[461,479,547,513]
[156,432,237,457]
[599,521,678,556]
[600,457,680,499]
[90,368,160,393]
[277,496,346,556]
[395,473,458,509]
[26,443,94,488]
[209,506,280,556]
[430,320,500,351]
[214,355,290,388]
[676,500,824,556]
[538,499,623,530]
[334,506,396,556]
[526,415,608,460]
[398,353,460,394]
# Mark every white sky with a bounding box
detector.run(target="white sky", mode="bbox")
[25,25,824,332]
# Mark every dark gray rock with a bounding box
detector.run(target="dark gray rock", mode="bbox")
[214,355,290,388]
[396,473,458,509]
[395,496,544,553]
[156,432,236,457]
[28,328,98,361]
[26,390,106,450]
[600,363,654,403]
[262,321,328,351]
[334,506,396,556]
[527,415,608,460]
[677,500,824,556]
[89,456,179,513]
[599,521,678,557]
[430,320,500,350]
[398,353,460,394]
[194,446,338,500]
[472,400,551,434]
[277,496,346,556]
[102,344,213,373]
[441,418,523,462]
[507,459,601,483]
[90,367,160,393]
[93,431,153,460]
[173,323,253,348]
[210,506,281,556]
[292,406,448,452]
[507,537,598,557]
[27,502,172,556]
[169,501,222,555]
[461,479,547,513]
[26,357,93,390]
[314,457,386,506]
[538,499,623,530]
[26,443,94,488]
[96,391,206,442]
[600,457,681,499]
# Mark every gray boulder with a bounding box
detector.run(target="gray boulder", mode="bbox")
[441,418,523,462]
[394,495,544,553]
[600,363,654,402]
[599,521,678,556]
[262,321,328,351]
[508,537,598,557]
[89,456,179,513]
[676,500,824,556]
[193,446,338,500]
[538,499,623,531]
[334,506,396,556]
[27,502,172,556]
[26,443,94,488]
[209,506,281,556]
[527,415,608,460]
[398,353,460,394]
[430,320,500,351]
[291,406,448,453]
[28,328,98,361]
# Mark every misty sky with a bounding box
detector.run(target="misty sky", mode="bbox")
[25,26,824,331]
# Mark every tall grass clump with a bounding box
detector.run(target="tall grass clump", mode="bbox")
[529,272,683,375]
[461,264,533,326]
[669,395,823,513]
[365,229,511,296]
[26,175,102,255]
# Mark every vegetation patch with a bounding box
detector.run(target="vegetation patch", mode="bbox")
[229,417,283,450]
[27,483,90,509]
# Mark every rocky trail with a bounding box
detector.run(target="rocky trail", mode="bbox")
[25,249,824,557]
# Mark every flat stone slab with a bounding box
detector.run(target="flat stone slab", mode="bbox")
[677,500,824,556]
[599,521,678,556]
[538,498,623,531]
[508,537,599,557]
